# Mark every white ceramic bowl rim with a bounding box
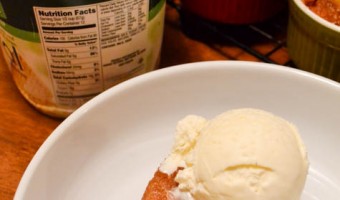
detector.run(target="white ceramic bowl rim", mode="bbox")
[293,0,340,32]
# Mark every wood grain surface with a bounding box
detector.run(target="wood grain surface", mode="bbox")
[0,5,289,199]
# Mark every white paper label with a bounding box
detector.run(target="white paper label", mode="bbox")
[34,0,148,106]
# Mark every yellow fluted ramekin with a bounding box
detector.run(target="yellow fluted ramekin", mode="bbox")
[287,0,340,82]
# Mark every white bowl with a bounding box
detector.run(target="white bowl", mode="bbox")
[15,61,340,200]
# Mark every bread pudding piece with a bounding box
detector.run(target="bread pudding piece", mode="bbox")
[305,0,340,25]
[142,170,178,200]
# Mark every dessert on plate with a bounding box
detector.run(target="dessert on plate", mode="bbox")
[142,108,309,200]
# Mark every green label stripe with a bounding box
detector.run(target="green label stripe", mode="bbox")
[149,0,165,21]
[0,1,6,19]
[0,21,40,43]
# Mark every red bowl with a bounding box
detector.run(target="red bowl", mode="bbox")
[181,0,287,24]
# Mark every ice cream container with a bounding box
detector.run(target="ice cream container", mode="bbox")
[287,0,340,82]
[180,0,287,24]
[0,0,165,117]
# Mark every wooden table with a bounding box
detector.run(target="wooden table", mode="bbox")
[0,5,291,199]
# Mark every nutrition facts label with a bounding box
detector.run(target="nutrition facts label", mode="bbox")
[34,0,148,106]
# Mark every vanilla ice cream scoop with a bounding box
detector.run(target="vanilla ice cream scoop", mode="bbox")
[161,108,309,200]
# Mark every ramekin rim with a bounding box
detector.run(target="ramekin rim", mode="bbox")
[292,0,340,32]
